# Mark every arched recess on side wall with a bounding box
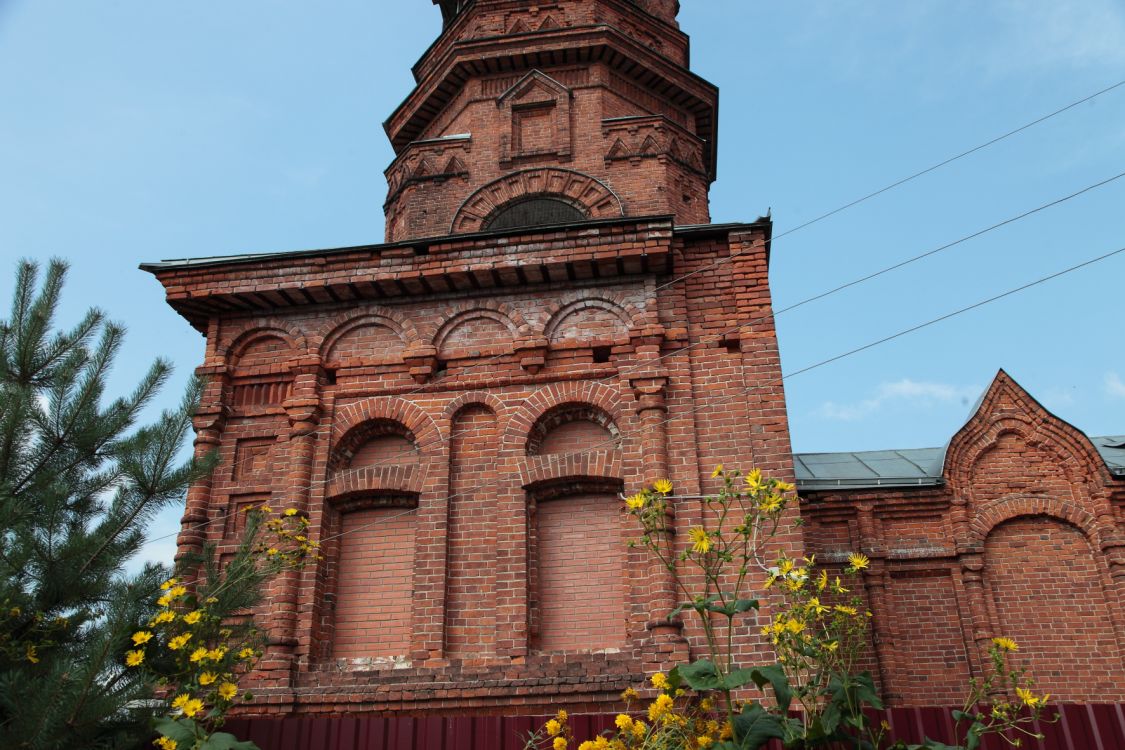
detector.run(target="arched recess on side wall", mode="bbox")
[449,167,624,234]
[444,401,501,658]
[980,510,1125,701]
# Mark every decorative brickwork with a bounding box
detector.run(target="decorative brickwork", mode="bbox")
[802,371,1125,706]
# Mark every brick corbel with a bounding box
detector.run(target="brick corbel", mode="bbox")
[515,336,549,374]
[403,344,439,384]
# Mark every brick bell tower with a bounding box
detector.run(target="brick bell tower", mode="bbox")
[144,0,797,719]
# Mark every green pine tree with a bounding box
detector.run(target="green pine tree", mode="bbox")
[0,259,212,749]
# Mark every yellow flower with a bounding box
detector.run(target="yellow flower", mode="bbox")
[578,743,594,750]
[807,597,829,616]
[651,672,669,690]
[825,640,840,652]
[169,586,187,598]
[992,637,1019,652]
[171,694,191,710]
[132,630,154,646]
[697,737,714,748]
[181,698,204,718]
[160,578,178,591]
[615,714,633,731]
[778,559,794,575]
[189,647,209,663]
[847,552,870,571]
[546,719,561,737]
[817,570,828,591]
[556,709,568,723]
[552,737,567,750]
[648,693,674,722]
[784,618,805,635]
[266,548,279,556]
[621,687,639,702]
[759,495,782,513]
[151,611,176,625]
[155,737,178,750]
[688,527,711,554]
[168,634,192,651]
[1016,687,1045,708]
[700,697,714,712]
[156,594,173,608]
[199,672,217,686]
[653,479,673,494]
[239,647,256,660]
[745,469,763,490]
[218,682,238,701]
[774,480,795,493]
[26,644,39,664]
[720,722,733,740]
[125,650,145,667]
[208,647,227,661]
[182,611,202,625]
[632,720,647,739]
[711,464,724,478]
[625,494,645,510]
[835,605,858,616]
[284,508,298,516]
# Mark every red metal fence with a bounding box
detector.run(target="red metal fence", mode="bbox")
[226,705,1125,750]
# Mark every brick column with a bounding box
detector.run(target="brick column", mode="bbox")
[631,375,689,667]
[260,367,321,678]
[959,553,993,677]
[176,366,228,565]
[855,504,896,701]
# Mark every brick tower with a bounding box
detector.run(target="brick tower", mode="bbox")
[144,0,797,717]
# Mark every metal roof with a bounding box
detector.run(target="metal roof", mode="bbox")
[796,436,1125,491]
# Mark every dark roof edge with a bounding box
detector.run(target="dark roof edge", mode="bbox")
[798,477,945,491]
[140,214,685,274]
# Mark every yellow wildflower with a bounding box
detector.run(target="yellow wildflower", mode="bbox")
[615,714,633,731]
[825,640,840,652]
[556,709,568,723]
[835,605,858,616]
[181,698,204,718]
[171,694,191,711]
[266,548,279,556]
[155,737,178,750]
[151,611,176,625]
[759,495,782,513]
[697,737,714,748]
[168,634,192,651]
[208,647,227,661]
[992,637,1018,652]
[700,697,714,712]
[169,586,187,598]
[578,743,594,750]
[156,594,173,608]
[218,682,239,701]
[653,479,673,494]
[125,650,145,667]
[132,630,154,646]
[745,468,763,490]
[807,597,829,616]
[784,618,805,635]
[689,527,711,554]
[817,570,828,591]
[199,672,217,686]
[284,508,298,516]
[553,737,567,750]
[190,648,209,663]
[182,611,202,625]
[651,672,669,690]
[648,693,674,722]
[160,578,178,591]
[774,480,795,493]
[711,464,724,478]
[847,552,870,571]
[621,687,639,702]
[26,644,39,664]
[239,647,256,660]
[625,494,645,510]
[778,559,794,575]
[1016,687,1045,708]
[546,719,561,737]
[632,719,647,739]
[720,722,733,740]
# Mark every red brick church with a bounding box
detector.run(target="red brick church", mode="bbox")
[144,0,1125,725]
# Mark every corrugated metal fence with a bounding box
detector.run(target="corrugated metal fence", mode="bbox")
[226,704,1125,749]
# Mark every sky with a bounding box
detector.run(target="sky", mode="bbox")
[1,0,1123,567]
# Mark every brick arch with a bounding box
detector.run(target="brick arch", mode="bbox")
[501,381,625,455]
[450,167,624,234]
[332,397,443,458]
[221,321,307,366]
[433,309,520,357]
[542,297,637,344]
[440,391,508,428]
[418,299,531,346]
[314,309,423,360]
[969,495,1101,548]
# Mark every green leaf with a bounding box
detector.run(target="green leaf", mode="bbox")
[721,668,758,691]
[919,739,962,750]
[750,664,792,713]
[853,671,883,709]
[199,731,260,750]
[153,717,197,745]
[678,659,723,691]
[665,665,684,694]
[731,702,784,750]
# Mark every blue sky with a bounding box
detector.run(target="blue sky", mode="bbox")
[2,1,1123,565]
